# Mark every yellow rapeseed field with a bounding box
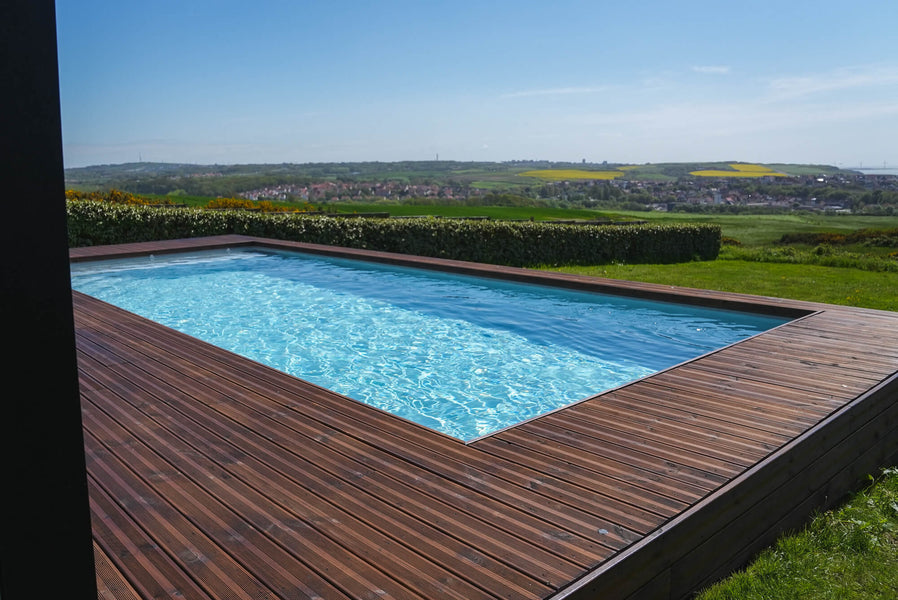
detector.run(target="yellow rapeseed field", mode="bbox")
[729,163,774,172]
[690,163,788,178]
[519,169,624,181]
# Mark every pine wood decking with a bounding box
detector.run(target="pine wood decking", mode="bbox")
[73,236,898,600]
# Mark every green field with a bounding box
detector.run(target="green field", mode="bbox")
[143,193,217,208]
[329,202,618,221]
[552,259,898,311]
[517,168,624,181]
[538,210,898,311]
[327,205,898,245]
[608,211,898,247]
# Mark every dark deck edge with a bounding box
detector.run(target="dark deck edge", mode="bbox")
[550,370,898,600]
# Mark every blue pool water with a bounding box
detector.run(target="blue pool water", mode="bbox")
[70,248,789,440]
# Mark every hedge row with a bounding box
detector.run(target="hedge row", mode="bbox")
[66,201,720,266]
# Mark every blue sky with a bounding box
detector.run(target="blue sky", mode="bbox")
[56,0,898,168]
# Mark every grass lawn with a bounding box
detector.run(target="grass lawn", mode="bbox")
[330,202,615,221]
[696,468,898,599]
[608,211,898,247]
[550,258,898,312]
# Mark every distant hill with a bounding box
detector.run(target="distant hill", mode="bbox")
[64,160,859,196]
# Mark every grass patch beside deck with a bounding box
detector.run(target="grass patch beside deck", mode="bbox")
[696,468,898,600]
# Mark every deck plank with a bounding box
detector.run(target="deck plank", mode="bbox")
[83,369,495,600]
[77,312,570,597]
[74,303,618,572]
[73,295,640,558]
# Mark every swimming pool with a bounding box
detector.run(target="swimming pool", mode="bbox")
[70,247,790,440]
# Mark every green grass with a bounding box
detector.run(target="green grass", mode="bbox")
[549,259,898,311]
[517,169,624,181]
[142,193,223,208]
[469,179,534,190]
[608,211,898,247]
[720,245,898,273]
[329,202,615,221]
[547,210,898,310]
[765,163,850,177]
[696,468,898,600]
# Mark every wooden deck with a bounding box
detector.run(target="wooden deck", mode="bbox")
[72,236,898,600]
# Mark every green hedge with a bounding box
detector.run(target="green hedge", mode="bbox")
[66,201,720,266]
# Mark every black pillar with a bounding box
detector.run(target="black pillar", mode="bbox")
[0,1,97,598]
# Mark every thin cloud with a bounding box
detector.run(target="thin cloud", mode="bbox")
[500,86,611,99]
[572,97,898,140]
[692,65,731,75]
[768,64,898,98]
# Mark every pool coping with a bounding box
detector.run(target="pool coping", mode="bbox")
[72,235,898,600]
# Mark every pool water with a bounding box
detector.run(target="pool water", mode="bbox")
[70,248,789,441]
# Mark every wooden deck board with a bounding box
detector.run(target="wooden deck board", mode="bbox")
[557,400,774,466]
[71,236,898,600]
[83,372,498,600]
[74,297,604,593]
[74,301,617,570]
[81,355,568,596]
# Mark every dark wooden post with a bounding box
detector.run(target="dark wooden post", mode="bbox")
[0,1,97,598]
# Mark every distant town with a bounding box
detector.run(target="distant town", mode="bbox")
[64,160,898,214]
[236,172,898,214]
